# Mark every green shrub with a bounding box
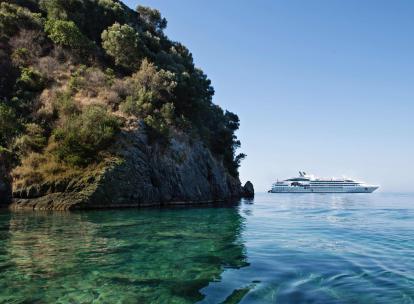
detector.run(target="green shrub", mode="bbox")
[13,123,47,156]
[104,68,115,86]
[44,18,91,50]
[52,105,120,166]
[11,47,31,67]
[16,67,45,91]
[68,65,87,92]
[53,91,79,117]
[101,23,144,69]
[119,59,176,117]
[144,113,170,145]
[119,90,154,117]
[0,2,43,38]
[0,103,20,147]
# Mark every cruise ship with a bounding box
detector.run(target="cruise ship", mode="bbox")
[269,172,379,193]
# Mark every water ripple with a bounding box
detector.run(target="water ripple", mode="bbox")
[1,193,414,303]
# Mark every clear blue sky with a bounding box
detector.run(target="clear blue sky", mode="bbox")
[125,0,414,192]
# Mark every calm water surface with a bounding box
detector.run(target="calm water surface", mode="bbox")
[1,193,414,303]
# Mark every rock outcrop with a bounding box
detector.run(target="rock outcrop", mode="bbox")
[242,181,255,198]
[10,127,243,210]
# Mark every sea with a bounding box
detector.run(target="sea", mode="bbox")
[0,192,413,303]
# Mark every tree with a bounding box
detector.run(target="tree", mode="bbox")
[101,22,144,69]
[44,18,91,50]
[119,59,176,117]
[136,5,167,34]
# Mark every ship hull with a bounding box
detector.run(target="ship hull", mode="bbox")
[270,186,378,193]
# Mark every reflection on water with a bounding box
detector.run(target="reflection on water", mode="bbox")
[1,193,414,303]
[0,206,247,303]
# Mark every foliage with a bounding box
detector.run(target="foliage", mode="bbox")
[68,65,87,92]
[13,123,47,156]
[44,18,91,50]
[119,59,176,116]
[40,0,130,42]
[0,103,20,147]
[98,0,123,14]
[1,0,244,180]
[10,66,46,116]
[16,67,45,91]
[101,22,144,69]
[53,91,80,117]
[52,105,120,166]
[136,5,167,34]
[0,2,43,38]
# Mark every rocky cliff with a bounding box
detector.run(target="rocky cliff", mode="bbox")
[0,153,12,207]
[10,125,243,211]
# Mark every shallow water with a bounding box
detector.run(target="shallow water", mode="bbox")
[1,193,414,303]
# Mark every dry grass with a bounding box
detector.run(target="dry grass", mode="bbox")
[12,152,83,189]
[12,150,119,191]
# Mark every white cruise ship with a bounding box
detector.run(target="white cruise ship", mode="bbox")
[269,172,379,193]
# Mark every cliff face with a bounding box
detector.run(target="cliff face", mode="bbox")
[0,154,12,207]
[11,126,242,210]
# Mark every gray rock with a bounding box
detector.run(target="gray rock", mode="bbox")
[242,181,254,198]
[11,129,243,210]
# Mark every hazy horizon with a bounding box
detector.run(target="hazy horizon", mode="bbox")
[126,0,414,192]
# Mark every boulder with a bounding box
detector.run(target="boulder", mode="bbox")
[242,181,254,198]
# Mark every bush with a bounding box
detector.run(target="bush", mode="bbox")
[68,64,87,92]
[119,90,154,117]
[119,59,176,116]
[0,3,43,38]
[16,67,45,92]
[101,23,144,69]
[53,90,79,117]
[111,78,133,99]
[68,66,108,97]
[52,105,120,166]
[141,103,175,144]
[144,113,170,145]
[9,29,44,57]
[0,103,20,147]
[11,47,31,67]
[13,123,47,156]
[44,18,91,50]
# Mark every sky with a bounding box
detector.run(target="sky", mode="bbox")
[124,0,414,192]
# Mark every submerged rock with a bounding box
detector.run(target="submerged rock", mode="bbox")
[242,181,254,198]
[11,128,242,210]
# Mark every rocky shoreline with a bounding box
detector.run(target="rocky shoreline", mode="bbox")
[6,129,253,211]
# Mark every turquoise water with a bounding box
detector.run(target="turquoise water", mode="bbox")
[1,193,414,303]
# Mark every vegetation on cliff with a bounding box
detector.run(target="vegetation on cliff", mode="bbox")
[0,0,245,194]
